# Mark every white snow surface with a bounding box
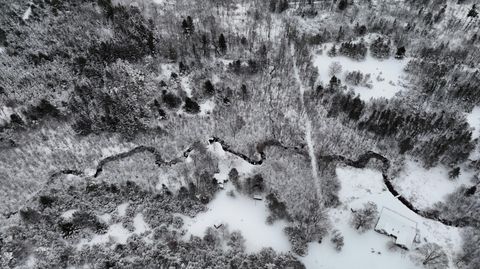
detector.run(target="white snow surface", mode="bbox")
[22,6,32,21]
[466,106,480,140]
[60,209,78,220]
[98,213,112,223]
[199,99,215,116]
[182,142,289,253]
[375,207,417,249]
[313,43,410,101]
[117,202,129,217]
[301,166,462,269]
[77,213,150,248]
[394,158,474,209]
[208,141,256,181]
[182,183,291,253]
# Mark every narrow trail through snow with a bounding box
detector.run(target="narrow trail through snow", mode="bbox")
[290,43,322,199]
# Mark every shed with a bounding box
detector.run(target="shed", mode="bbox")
[374,207,418,249]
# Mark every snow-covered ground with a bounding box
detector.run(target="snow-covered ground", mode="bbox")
[182,183,291,253]
[199,99,215,116]
[466,106,480,140]
[182,142,290,253]
[117,202,129,217]
[22,6,32,21]
[60,209,78,220]
[393,158,475,209]
[301,166,463,269]
[313,43,409,101]
[77,213,150,249]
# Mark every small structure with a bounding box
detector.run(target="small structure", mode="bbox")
[253,194,263,201]
[374,207,418,250]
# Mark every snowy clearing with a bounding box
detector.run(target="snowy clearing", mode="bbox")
[22,6,32,21]
[393,158,475,209]
[313,43,410,101]
[117,202,129,217]
[181,142,289,253]
[199,99,215,116]
[208,141,257,180]
[77,213,150,248]
[466,106,480,140]
[301,166,462,269]
[60,209,78,220]
[181,183,291,253]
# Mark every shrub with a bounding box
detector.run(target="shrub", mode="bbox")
[330,229,344,251]
[370,37,391,59]
[339,41,367,60]
[345,71,364,86]
[204,80,215,97]
[351,202,378,232]
[163,92,182,109]
[184,97,200,114]
[266,193,290,224]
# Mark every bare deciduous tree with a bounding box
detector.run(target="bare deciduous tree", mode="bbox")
[413,243,449,269]
[328,61,342,77]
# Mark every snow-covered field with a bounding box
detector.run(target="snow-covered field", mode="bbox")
[77,212,150,248]
[313,43,409,101]
[393,158,475,209]
[180,141,463,268]
[181,142,292,253]
[182,183,291,253]
[301,166,462,269]
[466,106,480,140]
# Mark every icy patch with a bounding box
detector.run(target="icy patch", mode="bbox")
[301,166,462,269]
[313,43,409,101]
[182,184,290,253]
[117,202,129,217]
[466,106,480,140]
[61,209,78,220]
[394,158,474,209]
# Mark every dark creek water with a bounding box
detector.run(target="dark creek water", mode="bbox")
[6,137,475,228]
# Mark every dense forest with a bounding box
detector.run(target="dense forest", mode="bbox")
[0,0,479,268]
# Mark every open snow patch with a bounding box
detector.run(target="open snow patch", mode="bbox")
[60,209,78,220]
[77,213,150,248]
[199,99,215,116]
[313,43,409,101]
[301,166,462,269]
[181,183,290,253]
[22,6,32,21]
[394,158,474,209]
[466,106,480,140]
[117,202,129,217]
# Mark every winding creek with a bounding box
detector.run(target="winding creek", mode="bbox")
[4,136,477,229]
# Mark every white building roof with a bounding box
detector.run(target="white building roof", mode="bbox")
[375,207,417,249]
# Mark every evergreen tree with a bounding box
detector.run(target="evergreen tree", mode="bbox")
[467,4,478,18]
[219,33,227,54]
[395,46,406,59]
[338,0,348,11]
[184,97,200,114]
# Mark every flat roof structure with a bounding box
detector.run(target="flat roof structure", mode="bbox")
[374,207,418,249]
